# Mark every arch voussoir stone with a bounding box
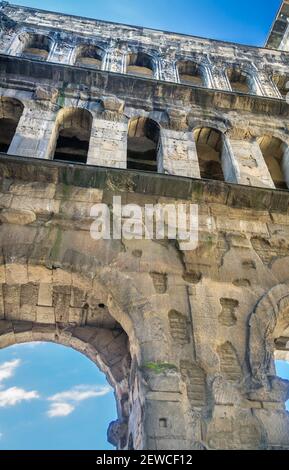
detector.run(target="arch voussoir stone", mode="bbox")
[249,283,289,385]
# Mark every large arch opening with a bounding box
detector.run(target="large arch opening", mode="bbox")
[0,97,24,153]
[127,117,160,171]
[178,60,204,87]
[258,135,288,190]
[52,108,93,164]
[249,284,289,393]
[0,263,138,450]
[0,342,117,450]
[20,33,53,61]
[227,66,254,94]
[74,45,103,69]
[193,127,225,181]
[126,52,155,78]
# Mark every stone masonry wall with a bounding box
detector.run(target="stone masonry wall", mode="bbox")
[0,157,289,450]
[0,2,289,451]
[0,2,288,99]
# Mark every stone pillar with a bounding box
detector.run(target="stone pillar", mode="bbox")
[87,118,127,168]
[104,48,126,74]
[8,104,56,159]
[159,60,178,83]
[142,370,189,450]
[138,310,190,451]
[203,65,215,89]
[282,143,289,188]
[160,129,200,178]
[210,66,231,91]
[221,136,240,184]
[48,41,74,65]
[257,71,281,99]
[228,137,275,188]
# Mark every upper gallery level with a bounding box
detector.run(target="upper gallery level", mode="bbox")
[2,3,289,193]
[0,2,289,100]
[266,0,289,50]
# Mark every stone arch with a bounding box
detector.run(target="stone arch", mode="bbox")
[248,284,289,385]
[0,96,24,153]
[193,126,226,181]
[49,107,93,164]
[126,51,156,79]
[257,135,289,189]
[0,322,130,448]
[226,65,258,95]
[127,116,161,171]
[0,262,150,449]
[177,60,206,87]
[74,44,104,69]
[18,32,54,61]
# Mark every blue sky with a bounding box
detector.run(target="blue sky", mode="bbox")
[0,346,288,450]
[1,0,288,451]
[13,0,280,46]
[0,343,116,450]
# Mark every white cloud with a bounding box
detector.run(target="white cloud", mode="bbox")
[0,386,40,407]
[10,342,43,350]
[47,402,75,418]
[0,359,21,385]
[0,359,40,408]
[47,385,111,418]
[48,385,111,403]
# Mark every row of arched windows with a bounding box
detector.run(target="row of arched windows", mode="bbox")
[0,97,288,189]
[14,33,287,97]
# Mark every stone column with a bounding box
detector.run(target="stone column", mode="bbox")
[160,129,201,178]
[221,136,240,184]
[257,71,281,99]
[48,41,75,65]
[210,66,231,91]
[87,118,127,168]
[159,60,178,83]
[8,102,56,160]
[228,137,275,188]
[282,142,289,189]
[104,48,126,74]
[203,65,215,89]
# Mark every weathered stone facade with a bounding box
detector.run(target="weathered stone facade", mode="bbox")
[1,1,289,450]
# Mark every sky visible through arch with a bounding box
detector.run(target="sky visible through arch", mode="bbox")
[0,343,116,450]
[1,0,289,450]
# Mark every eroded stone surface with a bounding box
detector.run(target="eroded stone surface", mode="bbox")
[0,2,289,452]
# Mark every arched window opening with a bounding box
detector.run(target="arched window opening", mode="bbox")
[75,45,103,69]
[53,108,93,164]
[21,34,53,61]
[178,61,204,87]
[127,117,160,171]
[194,127,225,181]
[126,52,154,78]
[227,67,253,94]
[258,135,288,190]
[272,74,289,99]
[0,97,24,153]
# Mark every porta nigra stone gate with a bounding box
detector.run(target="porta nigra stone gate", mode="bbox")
[2,1,289,451]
